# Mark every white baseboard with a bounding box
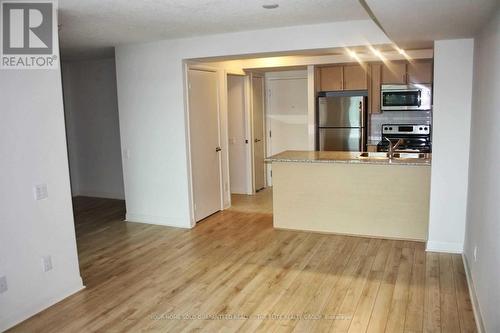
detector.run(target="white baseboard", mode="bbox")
[0,278,84,332]
[426,241,463,253]
[126,213,191,229]
[75,190,125,200]
[462,254,486,333]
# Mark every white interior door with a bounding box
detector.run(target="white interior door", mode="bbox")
[252,76,266,191]
[188,69,222,222]
[266,76,308,184]
[227,75,248,194]
[267,77,309,154]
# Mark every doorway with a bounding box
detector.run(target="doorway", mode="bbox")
[62,58,125,200]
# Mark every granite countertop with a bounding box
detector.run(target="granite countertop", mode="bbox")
[265,150,432,166]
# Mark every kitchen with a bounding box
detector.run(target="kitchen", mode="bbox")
[267,56,434,240]
[187,48,435,241]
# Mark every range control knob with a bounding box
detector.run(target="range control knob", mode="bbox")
[419,127,423,130]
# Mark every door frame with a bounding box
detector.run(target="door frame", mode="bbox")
[184,63,224,227]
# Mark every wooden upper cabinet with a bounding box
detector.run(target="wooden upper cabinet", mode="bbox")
[369,63,382,114]
[407,61,433,84]
[343,65,368,90]
[320,66,342,91]
[381,62,406,84]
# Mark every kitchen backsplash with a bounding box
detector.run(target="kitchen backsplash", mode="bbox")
[369,111,432,141]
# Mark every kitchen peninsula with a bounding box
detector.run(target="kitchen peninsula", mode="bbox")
[267,151,431,241]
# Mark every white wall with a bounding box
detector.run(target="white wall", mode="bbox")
[464,9,500,333]
[427,39,474,253]
[0,60,83,330]
[115,20,390,227]
[62,58,125,199]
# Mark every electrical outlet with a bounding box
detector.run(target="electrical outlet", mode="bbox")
[0,276,7,294]
[34,184,48,200]
[42,255,53,272]
[473,246,478,262]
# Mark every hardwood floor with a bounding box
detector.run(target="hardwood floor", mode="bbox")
[10,192,476,332]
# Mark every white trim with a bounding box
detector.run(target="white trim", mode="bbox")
[264,76,272,186]
[243,75,254,195]
[425,241,463,253]
[462,254,486,333]
[221,70,231,209]
[0,279,84,332]
[182,61,196,227]
[74,191,125,200]
[126,213,192,229]
[306,65,316,151]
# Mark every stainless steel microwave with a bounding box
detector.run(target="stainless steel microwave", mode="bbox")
[381,84,432,111]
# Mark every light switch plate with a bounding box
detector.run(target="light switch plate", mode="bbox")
[0,276,7,293]
[42,255,53,272]
[34,184,48,200]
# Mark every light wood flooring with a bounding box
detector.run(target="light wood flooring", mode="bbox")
[10,190,476,332]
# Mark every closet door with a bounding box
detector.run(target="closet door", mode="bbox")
[188,69,222,222]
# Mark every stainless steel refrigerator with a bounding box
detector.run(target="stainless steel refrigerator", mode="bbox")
[316,91,367,151]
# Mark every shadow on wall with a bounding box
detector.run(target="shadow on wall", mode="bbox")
[62,57,125,200]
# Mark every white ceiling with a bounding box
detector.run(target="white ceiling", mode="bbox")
[365,0,499,46]
[59,0,499,60]
[58,0,369,59]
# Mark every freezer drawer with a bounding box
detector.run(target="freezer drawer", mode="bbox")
[318,96,364,127]
[318,128,363,151]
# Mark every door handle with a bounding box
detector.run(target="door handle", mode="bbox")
[215,147,222,152]
[254,139,261,143]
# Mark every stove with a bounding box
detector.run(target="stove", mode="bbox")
[377,124,432,153]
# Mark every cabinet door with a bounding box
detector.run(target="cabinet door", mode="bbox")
[343,65,367,90]
[320,66,342,91]
[369,63,382,114]
[381,62,406,84]
[407,61,433,84]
